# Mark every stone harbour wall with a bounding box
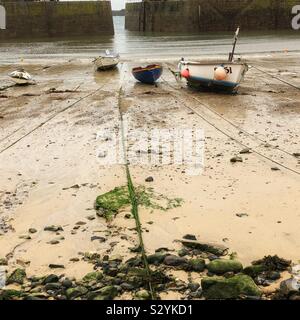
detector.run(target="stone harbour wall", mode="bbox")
[125,0,299,32]
[0,1,114,40]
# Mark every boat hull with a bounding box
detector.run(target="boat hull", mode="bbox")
[179,61,248,93]
[94,56,120,71]
[132,65,163,84]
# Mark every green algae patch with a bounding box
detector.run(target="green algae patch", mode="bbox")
[95,186,183,221]
[202,274,262,299]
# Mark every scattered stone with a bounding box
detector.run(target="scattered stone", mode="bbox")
[240,148,251,154]
[202,274,261,299]
[120,283,134,291]
[45,282,62,291]
[91,236,106,242]
[135,289,151,300]
[19,234,31,240]
[271,167,280,171]
[147,253,167,265]
[61,279,73,288]
[183,234,197,241]
[6,268,26,285]
[236,213,249,218]
[82,272,103,282]
[188,258,206,272]
[124,213,131,219]
[69,257,80,262]
[207,259,243,275]
[178,248,189,257]
[279,278,300,297]
[292,153,300,158]
[163,255,187,267]
[109,255,123,262]
[76,221,86,226]
[243,265,268,278]
[95,285,118,300]
[48,240,60,245]
[66,286,88,299]
[145,177,154,182]
[86,215,95,221]
[230,156,243,163]
[28,228,37,234]
[43,274,59,284]
[44,225,63,232]
[188,282,200,292]
[48,264,65,269]
[181,239,228,256]
[265,271,281,281]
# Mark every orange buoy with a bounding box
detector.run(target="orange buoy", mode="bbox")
[214,67,227,81]
[181,69,190,78]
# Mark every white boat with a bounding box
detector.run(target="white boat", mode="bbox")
[178,60,248,93]
[9,68,33,85]
[178,27,248,93]
[93,50,120,71]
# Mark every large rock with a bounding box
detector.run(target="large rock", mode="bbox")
[181,240,228,256]
[135,289,151,300]
[279,278,300,297]
[42,274,59,284]
[82,271,103,283]
[163,255,187,267]
[202,275,261,299]
[66,286,88,299]
[147,253,167,265]
[243,264,268,278]
[94,285,118,300]
[207,259,243,275]
[188,259,206,272]
[6,268,26,285]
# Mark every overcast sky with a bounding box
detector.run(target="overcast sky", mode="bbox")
[112,0,125,10]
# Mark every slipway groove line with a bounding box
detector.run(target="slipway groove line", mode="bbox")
[117,84,155,300]
[0,81,106,154]
[161,77,300,176]
[164,62,298,159]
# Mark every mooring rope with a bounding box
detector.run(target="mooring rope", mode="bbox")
[117,87,155,300]
[251,65,300,91]
[161,77,300,176]
[0,81,102,154]
[164,69,298,159]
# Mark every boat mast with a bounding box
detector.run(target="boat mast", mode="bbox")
[229,27,240,62]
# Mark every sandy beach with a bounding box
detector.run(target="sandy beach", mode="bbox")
[0,51,300,299]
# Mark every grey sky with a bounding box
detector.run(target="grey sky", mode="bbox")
[112,0,125,10]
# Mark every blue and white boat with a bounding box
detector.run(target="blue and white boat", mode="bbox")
[132,64,163,84]
[178,27,248,93]
[178,60,248,93]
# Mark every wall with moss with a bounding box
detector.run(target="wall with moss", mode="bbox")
[0,1,114,39]
[125,0,299,32]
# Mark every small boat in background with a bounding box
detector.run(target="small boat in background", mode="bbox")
[94,50,120,71]
[132,64,163,84]
[178,27,248,93]
[9,68,33,85]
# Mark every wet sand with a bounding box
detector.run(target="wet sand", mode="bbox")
[0,52,300,289]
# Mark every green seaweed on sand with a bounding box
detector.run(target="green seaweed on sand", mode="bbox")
[95,185,183,221]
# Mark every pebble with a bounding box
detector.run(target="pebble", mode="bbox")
[230,156,243,163]
[28,228,37,234]
[145,176,154,182]
[48,264,65,269]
